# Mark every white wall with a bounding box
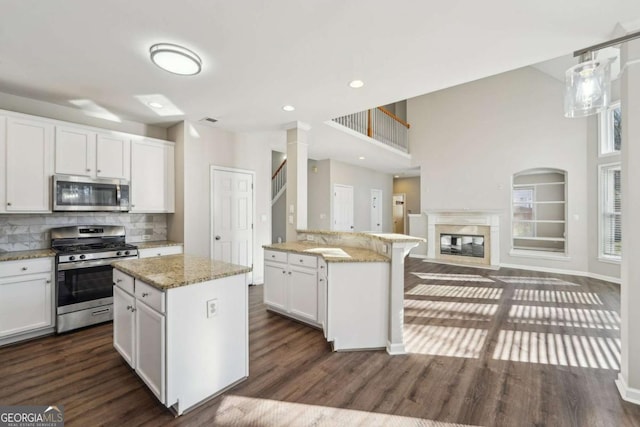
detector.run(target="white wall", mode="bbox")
[408,67,589,273]
[307,159,393,232]
[168,122,277,283]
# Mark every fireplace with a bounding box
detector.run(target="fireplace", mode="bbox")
[440,234,484,258]
[425,210,501,268]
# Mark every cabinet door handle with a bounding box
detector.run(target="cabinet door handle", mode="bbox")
[6,202,11,206]
[288,272,292,275]
[21,267,28,271]
[299,259,303,263]
[319,278,324,282]
[116,278,122,283]
[46,280,51,284]
[157,253,162,256]
[86,168,91,172]
[97,169,101,173]
[282,270,286,274]
[271,254,276,258]
[126,305,133,311]
[141,292,149,297]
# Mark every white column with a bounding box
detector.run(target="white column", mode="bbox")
[285,122,310,241]
[617,37,640,404]
[387,241,420,355]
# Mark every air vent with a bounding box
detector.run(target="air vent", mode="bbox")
[199,117,218,124]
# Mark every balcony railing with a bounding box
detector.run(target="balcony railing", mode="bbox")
[332,107,410,152]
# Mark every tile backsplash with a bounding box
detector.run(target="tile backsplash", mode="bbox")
[0,213,167,252]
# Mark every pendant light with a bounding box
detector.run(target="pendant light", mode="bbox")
[564,30,640,118]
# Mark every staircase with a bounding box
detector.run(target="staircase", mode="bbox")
[272,159,287,204]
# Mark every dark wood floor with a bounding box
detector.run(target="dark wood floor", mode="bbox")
[1,259,640,426]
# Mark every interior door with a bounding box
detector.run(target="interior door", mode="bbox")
[212,169,254,283]
[332,184,354,231]
[370,189,383,232]
[393,193,406,234]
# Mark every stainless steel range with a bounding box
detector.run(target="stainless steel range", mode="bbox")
[51,225,138,333]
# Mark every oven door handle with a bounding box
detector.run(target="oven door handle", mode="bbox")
[57,256,138,271]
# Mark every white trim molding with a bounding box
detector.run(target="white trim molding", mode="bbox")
[616,373,640,405]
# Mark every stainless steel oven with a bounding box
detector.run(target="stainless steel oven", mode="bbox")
[52,225,138,333]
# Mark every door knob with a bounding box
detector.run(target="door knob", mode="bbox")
[215,235,221,240]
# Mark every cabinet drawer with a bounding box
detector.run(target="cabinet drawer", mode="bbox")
[265,250,287,263]
[288,253,318,269]
[113,269,134,294]
[0,257,53,278]
[135,280,165,314]
[138,245,183,259]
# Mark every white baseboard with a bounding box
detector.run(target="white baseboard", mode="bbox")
[616,373,640,405]
[408,254,428,259]
[386,341,406,355]
[499,262,621,284]
[422,258,499,270]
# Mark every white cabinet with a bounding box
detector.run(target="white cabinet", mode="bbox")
[55,126,130,180]
[263,250,319,326]
[135,299,165,402]
[0,257,55,345]
[113,284,135,367]
[4,117,54,212]
[138,245,183,259]
[113,275,166,404]
[131,140,175,213]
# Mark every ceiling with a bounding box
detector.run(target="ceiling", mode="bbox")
[1,1,640,136]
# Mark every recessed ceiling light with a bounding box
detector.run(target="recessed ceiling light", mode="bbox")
[349,80,365,89]
[150,43,202,76]
[282,105,295,112]
[394,175,400,178]
[359,156,366,160]
[148,101,164,109]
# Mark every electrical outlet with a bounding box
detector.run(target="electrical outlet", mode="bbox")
[306,235,314,241]
[382,244,388,253]
[141,235,152,241]
[207,299,218,318]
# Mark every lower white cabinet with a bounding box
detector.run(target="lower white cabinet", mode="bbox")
[263,250,320,326]
[113,271,165,404]
[0,257,54,345]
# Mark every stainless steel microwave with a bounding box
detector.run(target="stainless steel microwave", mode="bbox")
[53,175,130,212]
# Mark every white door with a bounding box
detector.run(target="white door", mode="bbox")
[0,274,52,338]
[211,168,254,282]
[96,134,130,179]
[54,126,95,177]
[333,184,354,231]
[393,193,406,234]
[113,285,136,368]
[288,266,318,322]
[370,189,383,232]
[135,300,165,404]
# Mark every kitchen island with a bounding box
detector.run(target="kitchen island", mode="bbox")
[264,230,424,354]
[111,254,251,416]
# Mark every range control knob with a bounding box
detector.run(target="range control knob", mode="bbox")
[69,256,76,261]
[124,250,130,256]
[79,254,86,260]
[116,251,122,256]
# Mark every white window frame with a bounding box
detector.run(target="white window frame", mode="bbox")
[599,101,621,157]
[598,162,621,263]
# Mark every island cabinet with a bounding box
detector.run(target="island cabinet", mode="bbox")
[263,246,390,351]
[264,250,321,326]
[112,255,250,416]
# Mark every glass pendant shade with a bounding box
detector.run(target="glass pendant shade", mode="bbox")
[564,55,611,118]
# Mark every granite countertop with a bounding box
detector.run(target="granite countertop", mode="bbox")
[298,229,425,243]
[0,249,56,262]
[112,254,251,290]
[263,242,389,263]
[134,240,183,250]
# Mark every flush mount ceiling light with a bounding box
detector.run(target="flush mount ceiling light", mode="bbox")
[149,43,202,76]
[282,105,295,112]
[349,80,365,89]
[359,156,366,160]
[565,30,640,118]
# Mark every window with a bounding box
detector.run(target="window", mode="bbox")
[599,163,621,260]
[512,169,566,254]
[600,101,621,155]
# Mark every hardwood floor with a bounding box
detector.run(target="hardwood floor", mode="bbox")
[1,259,639,426]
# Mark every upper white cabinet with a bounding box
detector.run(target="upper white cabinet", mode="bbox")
[55,126,130,180]
[4,117,54,212]
[131,140,175,213]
